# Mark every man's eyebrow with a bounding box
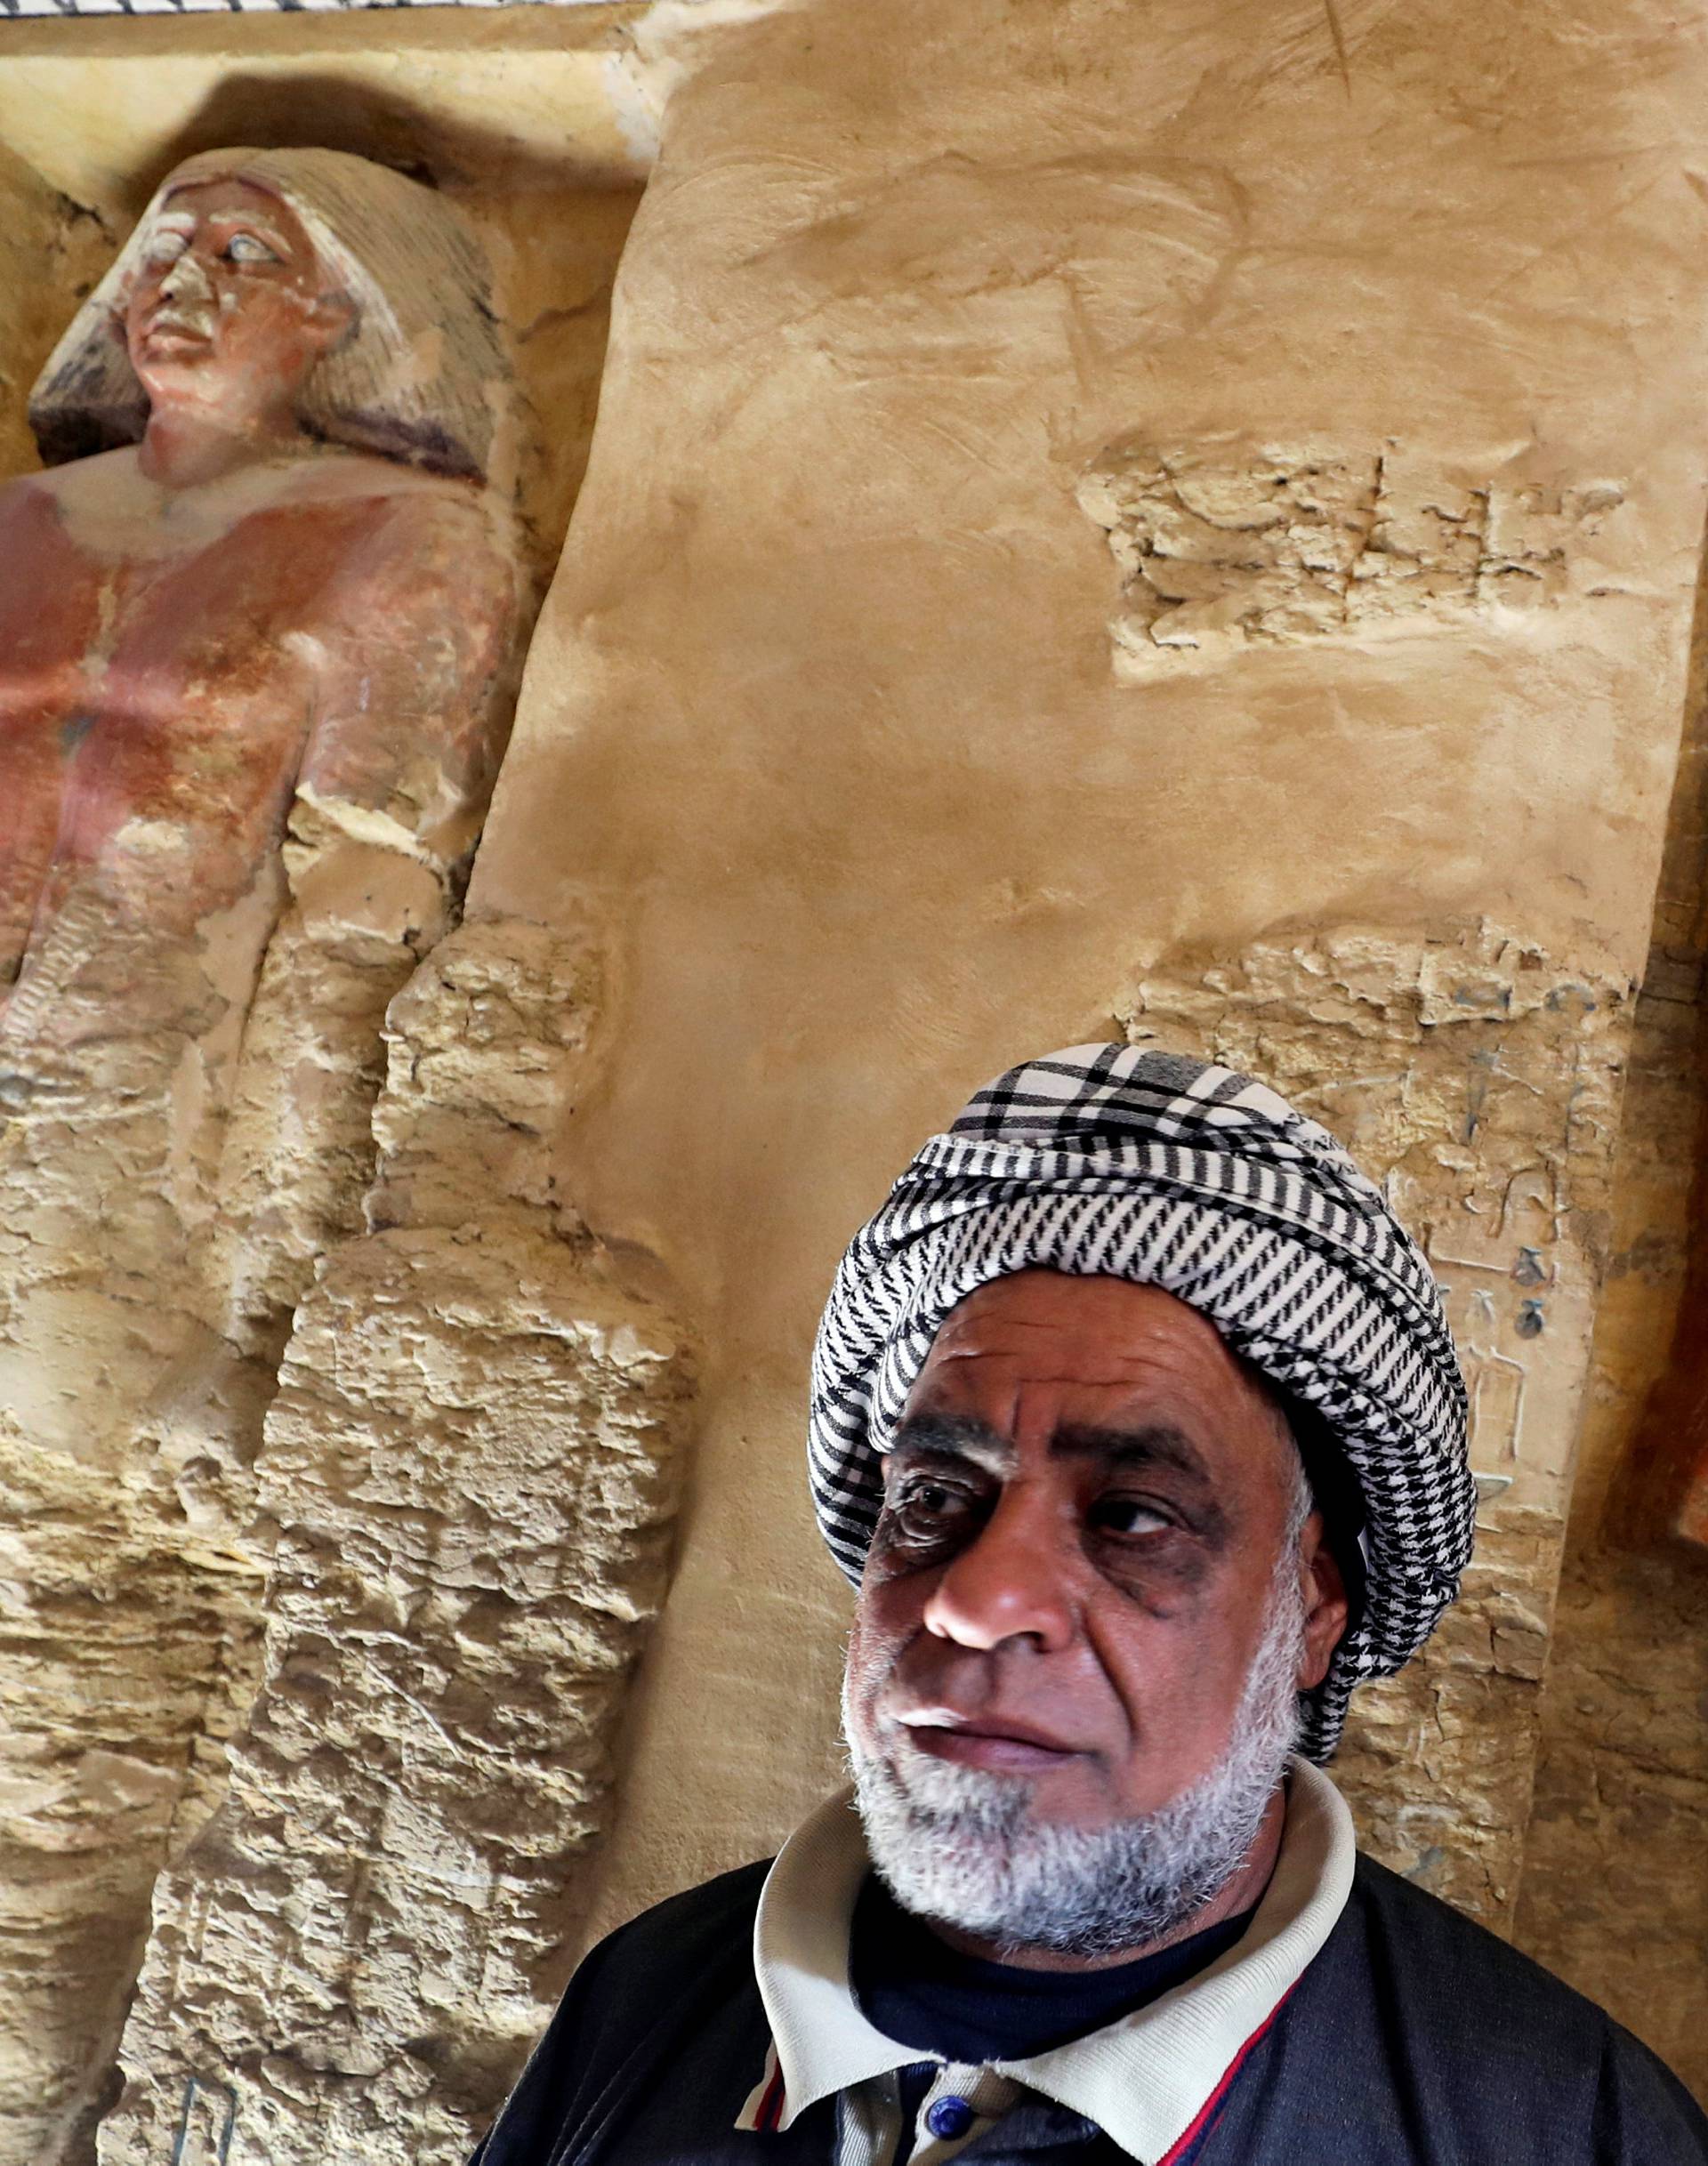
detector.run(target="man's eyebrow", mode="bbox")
[887,1414,1214,1486]
[1048,1422,1213,1485]
[887,1413,1014,1474]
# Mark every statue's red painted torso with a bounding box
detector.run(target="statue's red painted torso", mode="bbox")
[0,444,514,992]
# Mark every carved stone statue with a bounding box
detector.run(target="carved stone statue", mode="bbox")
[4,146,517,984]
[0,149,527,2160]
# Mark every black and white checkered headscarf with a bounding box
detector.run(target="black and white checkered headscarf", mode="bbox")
[809,1043,1474,1761]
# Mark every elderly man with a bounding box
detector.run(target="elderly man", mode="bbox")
[473,1046,1708,2164]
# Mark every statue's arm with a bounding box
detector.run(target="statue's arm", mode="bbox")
[205,487,528,1373]
[292,486,527,906]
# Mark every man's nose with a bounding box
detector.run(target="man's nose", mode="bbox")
[920,1487,1077,1653]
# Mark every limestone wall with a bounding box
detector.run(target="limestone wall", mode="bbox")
[496,1,1707,1993]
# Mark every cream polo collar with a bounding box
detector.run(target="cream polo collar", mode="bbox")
[744,1758,1357,2164]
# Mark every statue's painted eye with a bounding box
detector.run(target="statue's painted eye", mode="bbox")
[224,233,279,266]
[145,232,189,266]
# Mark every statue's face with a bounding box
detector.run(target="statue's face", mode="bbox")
[122,177,353,424]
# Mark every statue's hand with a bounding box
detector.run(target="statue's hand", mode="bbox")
[283,825,448,954]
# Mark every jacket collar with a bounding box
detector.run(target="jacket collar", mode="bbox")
[742,1757,1356,2162]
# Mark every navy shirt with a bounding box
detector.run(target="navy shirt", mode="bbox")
[850,1875,1259,2162]
[850,1873,1257,2065]
[470,1851,1708,2165]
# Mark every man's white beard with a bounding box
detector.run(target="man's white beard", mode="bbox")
[843,1552,1307,1962]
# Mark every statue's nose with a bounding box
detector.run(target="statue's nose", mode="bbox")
[159,250,214,302]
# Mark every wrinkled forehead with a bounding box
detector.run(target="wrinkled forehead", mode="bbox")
[901,1271,1295,1474]
[914,1271,1261,1398]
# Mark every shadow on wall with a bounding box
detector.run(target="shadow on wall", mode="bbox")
[1607,1046,1708,1558]
[1591,464,1708,1556]
[1513,504,1708,2106]
[1579,488,1708,1563]
[0,142,113,480]
[140,63,626,198]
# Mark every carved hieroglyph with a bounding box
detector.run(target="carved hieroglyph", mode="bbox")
[0,149,526,2162]
[1119,922,1631,1922]
[1078,438,1628,672]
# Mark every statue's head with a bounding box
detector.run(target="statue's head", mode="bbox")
[30,148,510,482]
[118,173,356,433]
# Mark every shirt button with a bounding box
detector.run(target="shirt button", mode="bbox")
[925,2095,975,2141]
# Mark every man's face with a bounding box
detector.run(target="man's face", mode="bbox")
[843,1271,1347,1953]
[123,178,351,424]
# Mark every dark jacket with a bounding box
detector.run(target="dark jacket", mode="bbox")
[470,1852,1708,2166]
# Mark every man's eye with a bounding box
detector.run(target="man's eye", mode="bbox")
[889,1478,979,1535]
[225,234,279,266]
[1090,1497,1174,1538]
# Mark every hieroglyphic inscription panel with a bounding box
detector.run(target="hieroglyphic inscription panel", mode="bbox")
[1078,439,1630,672]
[1118,923,1631,1922]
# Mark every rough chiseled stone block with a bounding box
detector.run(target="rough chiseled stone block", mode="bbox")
[1079,438,1629,671]
[101,919,696,2166]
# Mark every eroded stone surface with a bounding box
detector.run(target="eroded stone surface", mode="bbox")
[1079,438,1630,669]
[1335,1509,1559,1923]
[1117,921,1632,1920]
[0,1452,262,2162]
[100,918,696,2166]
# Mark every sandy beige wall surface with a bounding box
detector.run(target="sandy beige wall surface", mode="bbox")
[446,0,1708,1997]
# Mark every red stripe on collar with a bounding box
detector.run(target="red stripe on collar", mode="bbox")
[757,2058,787,2132]
[1156,1978,1299,2166]
[736,2041,787,2134]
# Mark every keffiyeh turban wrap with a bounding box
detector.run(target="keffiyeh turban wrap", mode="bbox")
[809,1044,1475,1762]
